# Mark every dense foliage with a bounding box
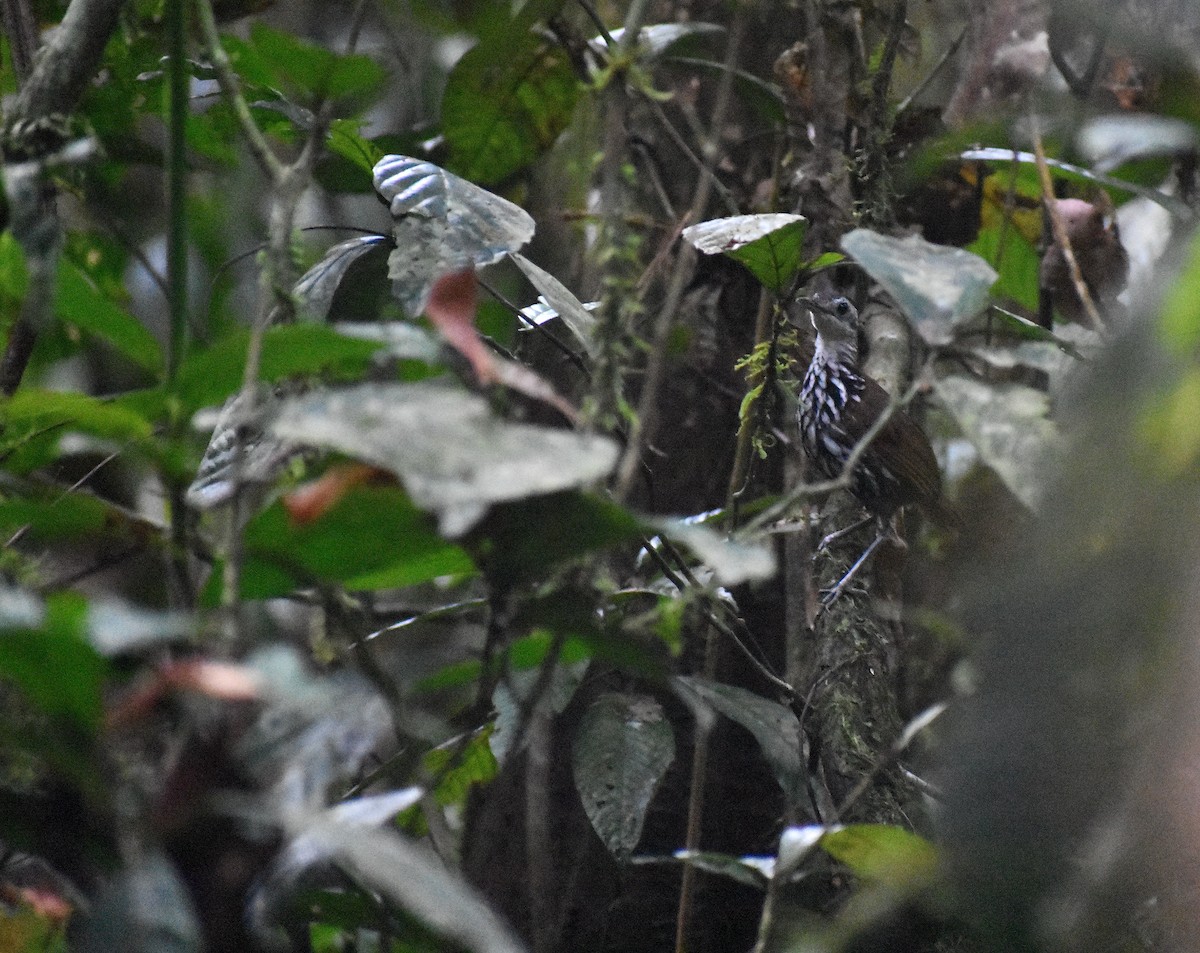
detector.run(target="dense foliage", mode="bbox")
[3,1,1200,952]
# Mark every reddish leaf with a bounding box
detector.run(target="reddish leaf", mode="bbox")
[283,462,389,525]
[164,659,262,701]
[424,268,495,383]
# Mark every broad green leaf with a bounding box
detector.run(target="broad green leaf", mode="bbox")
[324,119,386,176]
[967,225,1039,313]
[672,675,802,803]
[682,214,807,293]
[240,485,475,596]
[228,24,386,105]
[820,824,938,888]
[55,260,163,373]
[442,37,579,185]
[269,381,618,536]
[0,591,105,731]
[961,146,1189,217]
[0,389,154,443]
[0,231,29,303]
[572,692,675,859]
[373,155,535,316]
[172,324,385,413]
[0,493,113,540]
[470,491,642,586]
[426,730,498,807]
[842,229,997,345]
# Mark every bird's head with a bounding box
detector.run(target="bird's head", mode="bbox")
[800,293,859,351]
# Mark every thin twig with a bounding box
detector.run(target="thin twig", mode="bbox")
[194,0,286,184]
[896,25,966,116]
[1030,125,1104,331]
[828,702,946,821]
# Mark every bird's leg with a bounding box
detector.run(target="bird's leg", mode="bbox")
[813,513,874,558]
[818,516,898,607]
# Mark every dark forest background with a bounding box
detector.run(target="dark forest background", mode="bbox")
[3,0,1200,951]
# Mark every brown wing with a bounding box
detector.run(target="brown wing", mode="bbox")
[858,375,953,523]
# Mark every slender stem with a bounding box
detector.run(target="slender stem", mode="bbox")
[194,0,286,184]
[725,290,775,516]
[1030,123,1104,331]
[165,0,189,382]
[674,620,719,953]
[614,9,747,501]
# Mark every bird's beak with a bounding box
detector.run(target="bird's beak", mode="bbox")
[798,296,819,329]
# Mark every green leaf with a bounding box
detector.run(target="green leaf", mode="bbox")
[0,591,105,730]
[819,824,938,888]
[681,214,808,293]
[55,259,163,373]
[672,675,802,803]
[172,324,385,413]
[426,729,498,808]
[233,24,387,105]
[0,493,112,540]
[239,484,475,597]
[442,37,580,185]
[0,231,29,303]
[967,225,1039,313]
[0,389,154,443]
[1161,226,1200,352]
[572,692,675,859]
[470,491,643,587]
[325,119,385,175]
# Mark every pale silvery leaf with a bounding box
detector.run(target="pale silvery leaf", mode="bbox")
[373,155,535,316]
[933,373,1061,512]
[842,229,997,345]
[270,381,619,536]
[591,22,723,58]
[510,252,598,354]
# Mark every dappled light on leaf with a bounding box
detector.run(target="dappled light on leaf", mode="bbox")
[682,213,807,292]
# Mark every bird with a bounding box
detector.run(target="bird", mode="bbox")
[1037,197,1128,327]
[798,292,953,604]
